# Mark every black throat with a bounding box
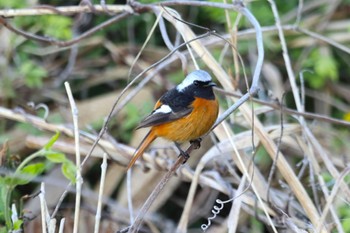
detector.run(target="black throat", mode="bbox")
[187,85,216,100]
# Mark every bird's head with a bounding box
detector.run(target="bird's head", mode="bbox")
[176,70,216,97]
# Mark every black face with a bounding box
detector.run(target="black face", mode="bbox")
[188,80,216,100]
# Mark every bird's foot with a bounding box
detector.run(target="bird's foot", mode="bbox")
[190,138,202,149]
[175,143,190,164]
[178,150,190,164]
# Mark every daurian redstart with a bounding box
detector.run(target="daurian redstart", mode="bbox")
[127,70,219,169]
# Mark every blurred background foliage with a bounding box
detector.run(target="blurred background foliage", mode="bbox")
[0,0,350,232]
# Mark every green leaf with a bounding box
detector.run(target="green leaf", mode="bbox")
[13,14,72,40]
[339,204,350,232]
[16,163,46,185]
[45,151,67,163]
[19,60,48,88]
[13,219,23,230]
[21,163,46,175]
[2,177,14,186]
[0,0,27,8]
[44,132,60,150]
[44,15,72,40]
[62,161,77,183]
[314,56,338,81]
[302,49,339,89]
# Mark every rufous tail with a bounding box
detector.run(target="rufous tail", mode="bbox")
[126,130,156,170]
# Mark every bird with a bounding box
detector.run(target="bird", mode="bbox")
[126,70,219,170]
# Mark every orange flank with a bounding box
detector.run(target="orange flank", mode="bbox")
[154,97,218,142]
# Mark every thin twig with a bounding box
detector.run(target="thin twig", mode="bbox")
[299,70,321,214]
[64,82,82,233]
[161,7,200,70]
[39,183,47,233]
[157,8,187,72]
[153,1,239,10]
[316,171,346,233]
[296,26,350,54]
[203,24,350,55]
[266,93,285,205]
[127,169,135,224]
[227,176,247,233]
[127,9,164,81]
[267,0,301,112]
[294,0,304,27]
[215,88,350,127]
[0,11,131,47]
[94,153,108,233]
[316,166,350,233]
[0,4,132,17]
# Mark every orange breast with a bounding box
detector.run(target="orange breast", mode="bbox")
[153,97,219,142]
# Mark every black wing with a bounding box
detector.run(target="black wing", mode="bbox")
[136,107,192,129]
[137,88,195,129]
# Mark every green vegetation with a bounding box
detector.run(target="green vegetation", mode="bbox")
[0,132,75,232]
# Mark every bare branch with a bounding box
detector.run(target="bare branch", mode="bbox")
[0,11,131,47]
[0,4,132,17]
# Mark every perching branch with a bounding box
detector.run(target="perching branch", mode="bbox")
[127,142,198,233]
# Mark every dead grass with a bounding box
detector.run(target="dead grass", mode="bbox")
[0,1,350,233]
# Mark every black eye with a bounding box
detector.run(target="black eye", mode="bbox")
[193,80,200,86]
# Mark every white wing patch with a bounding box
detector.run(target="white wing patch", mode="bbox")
[154,104,172,114]
[177,70,212,92]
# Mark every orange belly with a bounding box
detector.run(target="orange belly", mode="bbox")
[152,97,218,142]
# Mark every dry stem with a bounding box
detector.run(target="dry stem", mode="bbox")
[64,82,82,233]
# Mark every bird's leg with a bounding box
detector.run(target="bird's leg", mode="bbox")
[174,142,190,163]
[190,138,202,149]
